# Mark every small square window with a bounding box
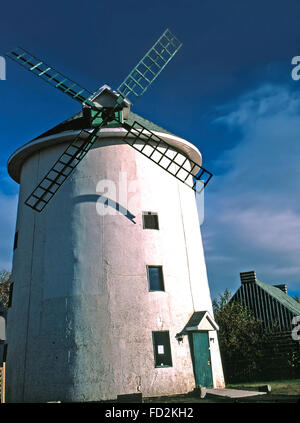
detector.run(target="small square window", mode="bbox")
[13,231,19,250]
[3,343,8,362]
[143,212,159,230]
[147,266,164,291]
[8,283,14,308]
[152,331,172,367]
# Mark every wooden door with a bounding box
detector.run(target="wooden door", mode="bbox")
[191,332,213,388]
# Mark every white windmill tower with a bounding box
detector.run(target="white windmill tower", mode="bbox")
[5,30,225,402]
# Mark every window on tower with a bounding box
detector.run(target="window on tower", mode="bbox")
[3,343,8,363]
[147,266,164,291]
[13,231,19,250]
[152,331,172,367]
[8,282,14,308]
[142,212,159,230]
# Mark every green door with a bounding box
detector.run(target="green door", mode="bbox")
[191,332,213,388]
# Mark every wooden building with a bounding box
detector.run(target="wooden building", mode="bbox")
[228,270,300,381]
[232,271,300,332]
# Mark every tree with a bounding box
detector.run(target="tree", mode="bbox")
[0,270,11,311]
[213,289,266,382]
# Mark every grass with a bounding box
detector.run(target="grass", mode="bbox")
[227,378,300,396]
[144,379,300,403]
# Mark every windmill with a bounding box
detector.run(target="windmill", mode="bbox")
[4,30,224,403]
[6,29,212,213]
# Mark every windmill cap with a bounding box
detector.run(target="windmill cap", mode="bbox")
[88,84,131,109]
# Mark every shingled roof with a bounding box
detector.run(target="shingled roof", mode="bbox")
[256,279,300,316]
[34,110,175,141]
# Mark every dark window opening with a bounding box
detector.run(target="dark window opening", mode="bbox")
[13,231,19,250]
[3,343,7,362]
[152,331,172,367]
[147,266,164,291]
[8,283,14,308]
[143,212,159,230]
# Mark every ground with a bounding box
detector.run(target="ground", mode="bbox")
[227,379,300,396]
[142,379,300,403]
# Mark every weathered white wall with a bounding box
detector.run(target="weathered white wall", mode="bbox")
[6,131,224,402]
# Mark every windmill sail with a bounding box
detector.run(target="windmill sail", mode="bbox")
[6,47,93,104]
[117,29,182,104]
[25,125,102,212]
[122,121,212,193]
[7,29,213,213]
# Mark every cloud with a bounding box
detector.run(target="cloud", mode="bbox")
[214,84,300,127]
[203,84,300,298]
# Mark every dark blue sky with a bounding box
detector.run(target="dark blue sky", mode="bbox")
[1,0,300,299]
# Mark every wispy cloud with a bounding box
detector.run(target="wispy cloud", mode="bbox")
[204,84,300,298]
